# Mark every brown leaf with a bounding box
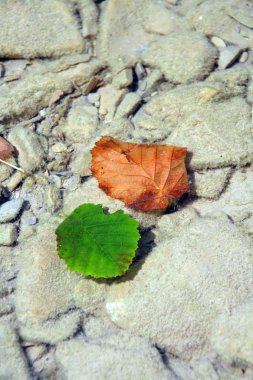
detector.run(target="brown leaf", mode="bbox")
[91,136,188,212]
[0,137,14,160]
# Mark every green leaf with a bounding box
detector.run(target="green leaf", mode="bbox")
[55,204,140,279]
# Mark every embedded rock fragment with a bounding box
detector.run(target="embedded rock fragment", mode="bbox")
[60,98,98,143]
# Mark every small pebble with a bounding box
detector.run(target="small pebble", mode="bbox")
[112,68,133,89]
[0,224,17,246]
[87,92,100,105]
[51,143,67,153]
[115,92,141,118]
[4,172,24,192]
[239,51,249,63]
[135,62,146,80]
[211,36,226,49]
[25,214,37,226]
[218,45,242,70]
[0,198,24,223]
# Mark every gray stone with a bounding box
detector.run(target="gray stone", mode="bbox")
[56,333,171,380]
[0,223,17,246]
[0,0,84,58]
[210,302,253,364]
[61,98,98,143]
[8,126,44,171]
[115,92,141,118]
[106,210,253,359]
[0,56,101,122]
[0,198,24,222]
[218,45,242,70]
[186,0,253,48]
[0,323,30,380]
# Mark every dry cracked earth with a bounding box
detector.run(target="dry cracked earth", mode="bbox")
[0,0,253,379]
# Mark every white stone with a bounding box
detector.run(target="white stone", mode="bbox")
[210,302,253,364]
[56,333,171,380]
[0,198,24,222]
[0,323,30,380]
[19,310,81,344]
[61,98,98,143]
[8,126,44,171]
[79,0,98,37]
[106,211,253,359]
[112,68,133,89]
[211,36,226,48]
[98,84,126,122]
[218,45,242,70]
[194,168,231,199]
[0,223,17,245]
[115,92,141,118]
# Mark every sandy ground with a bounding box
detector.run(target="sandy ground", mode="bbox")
[0,0,253,379]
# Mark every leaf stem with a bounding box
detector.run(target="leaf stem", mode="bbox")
[0,158,26,174]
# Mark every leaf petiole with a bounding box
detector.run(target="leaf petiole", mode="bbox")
[0,158,26,174]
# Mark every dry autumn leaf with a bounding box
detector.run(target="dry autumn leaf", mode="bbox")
[0,137,13,160]
[91,136,188,212]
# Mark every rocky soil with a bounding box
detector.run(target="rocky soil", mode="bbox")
[0,0,253,379]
